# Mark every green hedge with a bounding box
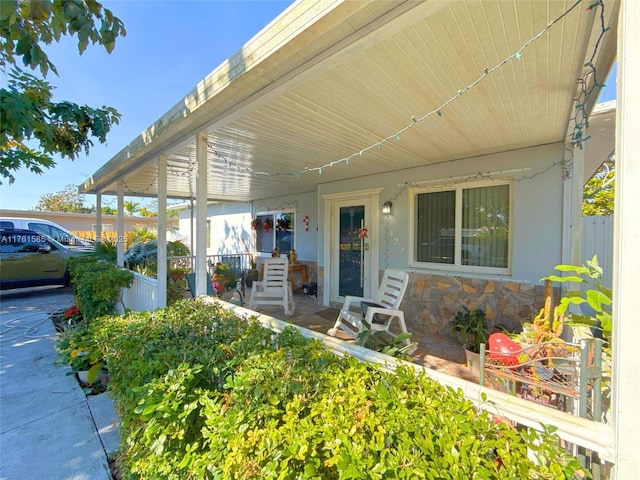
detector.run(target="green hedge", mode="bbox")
[91,300,585,479]
[68,256,133,321]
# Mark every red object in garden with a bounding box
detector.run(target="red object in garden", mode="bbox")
[64,306,81,318]
[488,333,521,367]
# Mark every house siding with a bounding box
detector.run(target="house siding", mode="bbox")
[318,142,566,286]
[316,142,566,333]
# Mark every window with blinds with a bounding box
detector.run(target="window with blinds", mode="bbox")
[412,181,510,273]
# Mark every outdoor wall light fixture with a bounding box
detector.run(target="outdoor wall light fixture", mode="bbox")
[382,201,392,214]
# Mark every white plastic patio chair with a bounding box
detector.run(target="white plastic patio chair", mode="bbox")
[248,257,295,315]
[328,269,410,344]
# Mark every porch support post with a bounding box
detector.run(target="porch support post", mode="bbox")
[569,146,584,267]
[612,0,640,477]
[157,155,168,308]
[116,180,125,267]
[195,132,208,296]
[95,192,102,243]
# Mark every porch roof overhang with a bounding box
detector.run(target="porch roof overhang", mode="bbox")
[80,0,619,201]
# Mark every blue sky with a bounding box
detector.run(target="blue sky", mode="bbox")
[3,0,616,211]
[3,0,295,210]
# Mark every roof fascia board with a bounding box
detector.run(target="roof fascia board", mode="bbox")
[80,0,368,193]
[81,0,452,194]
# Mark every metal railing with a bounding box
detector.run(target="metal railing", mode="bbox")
[168,254,253,275]
[119,254,254,311]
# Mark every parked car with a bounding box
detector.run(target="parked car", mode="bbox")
[0,217,93,249]
[0,229,89,290]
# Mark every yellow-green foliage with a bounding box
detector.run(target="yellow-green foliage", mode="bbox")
[90,300,587,479]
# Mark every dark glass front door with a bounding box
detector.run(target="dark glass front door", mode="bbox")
[338,205,365,298]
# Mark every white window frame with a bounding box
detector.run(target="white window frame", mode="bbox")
[254,209,296,255]
[408,179,512,275]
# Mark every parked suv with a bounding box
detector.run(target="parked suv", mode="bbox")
[0,229,89,290]
[0,217,92,249]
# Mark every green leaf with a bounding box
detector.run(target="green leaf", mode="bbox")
[586,289,611,311]
[554,264,590,275]
[87,362,103,384]
[0,0,125,184]
[541,275,584,283]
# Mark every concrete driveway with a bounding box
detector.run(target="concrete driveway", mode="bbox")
[0,286,116,480]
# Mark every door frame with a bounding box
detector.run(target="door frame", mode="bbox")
[322,188,383,305]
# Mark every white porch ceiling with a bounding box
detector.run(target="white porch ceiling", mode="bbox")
[81,0,619,201]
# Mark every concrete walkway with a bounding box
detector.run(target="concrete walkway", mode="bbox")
[0,287,118,480]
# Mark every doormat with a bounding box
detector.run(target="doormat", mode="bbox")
[314,308,340,322]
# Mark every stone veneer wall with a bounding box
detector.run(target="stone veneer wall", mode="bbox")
[401,272,558,337]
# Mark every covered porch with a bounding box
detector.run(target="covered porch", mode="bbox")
[80,0,639,476]
[239,292,474,381]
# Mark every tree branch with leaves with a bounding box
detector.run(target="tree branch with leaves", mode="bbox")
[0,0,126,185]
[583,156,615,216]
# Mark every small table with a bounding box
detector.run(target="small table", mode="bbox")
[288,263,307,292]
[259,262,307,292]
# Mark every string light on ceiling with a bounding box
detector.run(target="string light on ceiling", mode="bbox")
[118,0,607,202]
[205,0,606,180]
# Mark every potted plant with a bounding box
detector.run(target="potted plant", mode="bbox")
[451,307,489,377]
[55,323,105,386]
[212,263,238,293]
[167,270,187,305]
[169,267,187,281]
[52,305,84,332]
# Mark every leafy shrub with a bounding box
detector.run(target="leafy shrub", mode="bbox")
[356,322,418,361]
[541,255,612,345]
[124,239,190,277]
[451,306,489,353]
[55,321,105,384]
[68,256,133,321]
[91,300,586,479]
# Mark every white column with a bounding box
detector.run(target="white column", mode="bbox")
[561,146,585,267]
[116,180,125,267]
[195,132,209,296]
[569,146,584,267]
[95,192,102,244]
[157,156,168,308]
[612,0,640,477]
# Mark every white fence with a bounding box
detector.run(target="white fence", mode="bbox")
[119,271,159,313]
[582,215,614,286]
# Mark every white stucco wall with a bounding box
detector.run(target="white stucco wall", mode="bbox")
[177,202,252,256]
[175,193,319,263]
[174,143,566,286]
[318,142,566,285]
